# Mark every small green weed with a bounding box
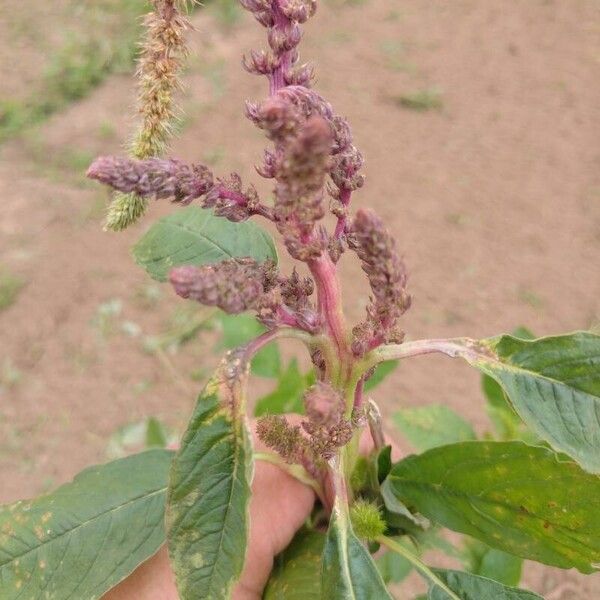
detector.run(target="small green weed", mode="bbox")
[395,88,443,112]
[0,269,24,311]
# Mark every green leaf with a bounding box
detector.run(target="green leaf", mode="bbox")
[321,501,393,599]
[0,450,173,599]
[166,350,254,599]
[512,326,535,340]
[393,404,476,452]
[387,440,600,572]
[482,374,522,440]
[133,205,277,282]
[264,528,325,599]
[468,332,600,472]
[364,360,398,392]
[255,359,314,416]
[146,416,169,447]
[481,326,535,441]
[218,313,281,378]
[463,540,523,587]
[250,342,281,378]
[380,478,429,531]
[106,416,175,458]
[376,538,413,584]
[376,445,392,483]
[427,569,543,600]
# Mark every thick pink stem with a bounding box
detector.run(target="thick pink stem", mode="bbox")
[372,337,493,366]
[309,254,349,361]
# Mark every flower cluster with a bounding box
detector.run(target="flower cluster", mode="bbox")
[256,382,356,471]
[348,208,411,356]
[170,259,276,314]
[87,156,277,222]
[105,0,191,231]
[88,157,213,205]
[88,0,412,443]
[240,0,316,91]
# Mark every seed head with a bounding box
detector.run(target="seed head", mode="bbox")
[279,115,333,197]
[300,382,354,459]
[203,173,261,222]
[247,96,302,142]
[103,0,191,231]
[304,382,343,425]
[169,259,275,314]
[348,208,411,354]
[256,415,307,463]
[350,500,386,541]
[88,157,213,204]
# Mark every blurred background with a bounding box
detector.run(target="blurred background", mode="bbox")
[0,0,598,597]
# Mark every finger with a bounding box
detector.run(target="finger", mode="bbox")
[232,422,316,599]
[102,546,177,600]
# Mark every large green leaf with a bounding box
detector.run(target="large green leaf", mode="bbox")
[481,373,522,440]
[166,349,254,599]
[264,528,325,599]
[393,404,476,452]
[376,539,413,584]
[321,501,393,600]
[464,332,600,472]
[463,540,523,587]
[0,450,173,599]
[387,441,600,572]
[426,568,543,600]
[133,205,277,282]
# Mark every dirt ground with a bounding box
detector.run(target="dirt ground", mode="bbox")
[1,1,599,597]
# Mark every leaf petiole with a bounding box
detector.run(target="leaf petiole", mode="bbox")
[376,535,461,600]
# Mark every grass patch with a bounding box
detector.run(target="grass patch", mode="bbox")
[0,0,204,143]
[1,1,146,142]
[395,88,443,112]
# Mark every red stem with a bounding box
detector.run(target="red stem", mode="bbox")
[308,254,349,362]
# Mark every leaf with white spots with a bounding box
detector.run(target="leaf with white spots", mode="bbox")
[387,441,600,573]
[0,449,173,599]
[166,348,254,599]
[264,528,325,599]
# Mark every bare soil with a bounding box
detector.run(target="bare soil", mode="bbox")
[1,1,599,597]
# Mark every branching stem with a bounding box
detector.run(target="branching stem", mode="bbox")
[309,255,350,372]
[364,337,487,373]
[242,327,314,363]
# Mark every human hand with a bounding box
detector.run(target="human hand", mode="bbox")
[104,418,317,600]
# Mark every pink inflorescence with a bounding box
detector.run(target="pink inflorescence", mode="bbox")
[87,0,411,392]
